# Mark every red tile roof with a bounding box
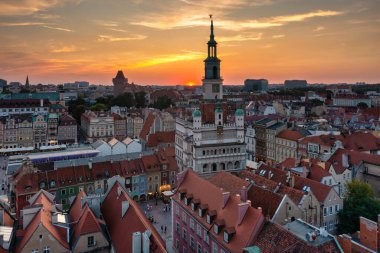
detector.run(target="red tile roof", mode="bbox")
[342,132,380,152]
[308,164,331,182]
[146,131,175,147]
[101,182,167,253]
[247,185,283,219]
[326,148,380,174]
[253,222,340,253]
[176,169,264,253]
[139,113,155,141]
[276,130,304,141]
[208,172,250,196]
[71,204,102,246]
[16,192,69,253]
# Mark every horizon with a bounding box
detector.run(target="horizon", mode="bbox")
[0,0,379,85]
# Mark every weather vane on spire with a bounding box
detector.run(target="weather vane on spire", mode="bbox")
[209,14,213,19]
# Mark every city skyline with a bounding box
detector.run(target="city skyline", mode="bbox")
[0,0,379,85]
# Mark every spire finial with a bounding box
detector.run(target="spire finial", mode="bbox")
[209,14,214,39]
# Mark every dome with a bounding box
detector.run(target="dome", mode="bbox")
[193,109,201,117]
[215,107,223,113]
[235,109,244,116]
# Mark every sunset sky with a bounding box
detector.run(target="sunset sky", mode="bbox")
[0,0,379,85]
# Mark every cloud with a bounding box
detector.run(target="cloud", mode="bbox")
[218,33,263,42]
[272,34,285,39]
[129,50,205,68]
[0,0,79,16]
[43,25,73,32]
[97,34,147,42]
[313,26,325,32]
[131,9,344,31]
[0,22,45,27]
[51,45,78,53]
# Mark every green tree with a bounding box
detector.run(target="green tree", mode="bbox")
[152,95,173,110]
[68,98,87,123]
[134,91,146,108]
[91,103,108,111]
[111,92,136,107]
[338,180,380,234]
[357,102,368,110]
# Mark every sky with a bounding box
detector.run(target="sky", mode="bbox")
[0,0,379,86]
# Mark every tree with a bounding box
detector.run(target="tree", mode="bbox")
[91,103,108,111]
[152,95,173,110]
[111,92,136,107]
[134,91,146,108]
[357,102,368,110]
[337,180,380,234]
[68,98,87,123]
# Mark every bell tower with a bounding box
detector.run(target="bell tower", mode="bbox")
[202,15,223,100]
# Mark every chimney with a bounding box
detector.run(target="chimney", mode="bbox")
[240,186,248,202]
[132,232,141,253]
[237,202,250,226]
[142,231,151,253]
[290,175,295,188]
[222,192,230,208]
[342,153,350,168]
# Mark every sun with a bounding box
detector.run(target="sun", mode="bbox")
[186,81,195,87]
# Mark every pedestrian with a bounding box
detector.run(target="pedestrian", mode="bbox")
[161,225,163,232]
[164,226,167,233]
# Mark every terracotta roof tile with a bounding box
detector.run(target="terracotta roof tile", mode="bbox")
[208,172,250,195]
[101,182,167,253]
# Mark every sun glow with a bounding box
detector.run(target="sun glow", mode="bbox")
[186,81,195,86]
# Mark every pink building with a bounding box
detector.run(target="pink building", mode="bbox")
[172,169,264,253]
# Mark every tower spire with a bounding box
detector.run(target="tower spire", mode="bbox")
[209,14,215,42]
[25,75,30,88]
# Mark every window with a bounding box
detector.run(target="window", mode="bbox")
[31,250,38,253]
[69,188,74,194]
[329,206,333,215]
[323,207,327,217]
[176,222,180,233]
[212,242,218,253]
[182,228,187,240]
[197,224,202,237]
[176,239,179,249]
[204,230,209,245]
[176,206,180,216]
[61,189,66,195]
[190,236,195,250]
[88,236,95,247]
[197,243,202,253]
[335,204,339,213]
[182,212,187,223]
[43,247,50,253]
[190,218,195,230]
[223,231,229,243]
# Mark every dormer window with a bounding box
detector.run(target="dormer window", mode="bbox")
[39,181,46,189]
[191,199,200,211]
[184,194,193,206]
[50,180,56,188]
[214,219,225,234]
[178,189,186,200]
[206,210,216,224]
[199,204,208,217]
[223,227,236,243]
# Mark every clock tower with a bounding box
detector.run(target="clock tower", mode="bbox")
[202,15,223,100]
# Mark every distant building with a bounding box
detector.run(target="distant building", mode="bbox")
[332,94,371,108]
[112,70,142,97]
[243,79,268,92]
[81,111,114,143]
[63,81,89,90]
[284,80,308,89]
[0,78,7,88]
[57,115,77,144]
[25,75,30,89]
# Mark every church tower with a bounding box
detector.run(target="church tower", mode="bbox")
[25,75,30,89]
[202,15,223,100]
